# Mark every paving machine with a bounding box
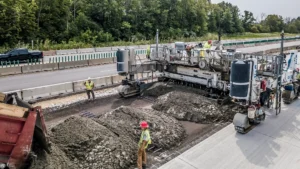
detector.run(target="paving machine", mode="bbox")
[116,48,157,97]
[230,58,267,133]
[116,30,243,99]
[282,50,300,103]
[0,92,50,169]
[231,51,300,133]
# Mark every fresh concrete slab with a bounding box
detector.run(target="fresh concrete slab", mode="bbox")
[159,100,300,169]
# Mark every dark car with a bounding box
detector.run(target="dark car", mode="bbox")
[0,48,43,63]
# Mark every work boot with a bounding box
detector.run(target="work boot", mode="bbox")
[142,164,146,169]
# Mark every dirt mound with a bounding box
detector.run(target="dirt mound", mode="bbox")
[96,106,186,149]
[152,91,235,123]
[29,143,76,169]
[50,116,136,169]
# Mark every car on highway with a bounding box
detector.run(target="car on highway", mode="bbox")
[0,48,43,63]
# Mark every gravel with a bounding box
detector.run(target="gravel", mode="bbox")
[50,116,136,169]
[152,91,236,123]
[29,142,76,169]
[96,106,186,149]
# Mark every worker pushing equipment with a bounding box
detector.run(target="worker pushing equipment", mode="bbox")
[84,77,95,100]
[137,121,151,169]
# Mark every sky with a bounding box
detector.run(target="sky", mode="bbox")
[212,0,300,20]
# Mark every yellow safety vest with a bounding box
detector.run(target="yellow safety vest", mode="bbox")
[147,46,150,55]
[297,73,300,80]
[85,81,94,90]
[138,129,151,149]
[200,50,205,58]
[204,42,211,49]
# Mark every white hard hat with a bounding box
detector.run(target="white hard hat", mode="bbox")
[88,77,91,80]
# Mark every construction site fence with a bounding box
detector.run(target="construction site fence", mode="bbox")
[3,73,157,102]
[42,37,300,56]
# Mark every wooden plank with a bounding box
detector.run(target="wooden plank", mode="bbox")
[0,93,5,102]
[0,103,27,118]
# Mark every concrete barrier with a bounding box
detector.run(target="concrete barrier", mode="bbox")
[88,58,114,65]
[94,76,112,87]
[22,64,44,73]
[22,82,73,101]
[0,67,22,76]
[58,60,88,69]
[56,49,77,55]
[112,75,123,84]
[58,62,75,69]
[111,46,126,51]
[73,60,89,67]
[40,63,59,71]
[95,47,112,52]
[77,48,95,53]
[43,50,56,56]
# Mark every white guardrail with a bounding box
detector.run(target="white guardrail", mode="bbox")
[3,73,157,101]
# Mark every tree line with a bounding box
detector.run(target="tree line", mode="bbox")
[0,0,300,48]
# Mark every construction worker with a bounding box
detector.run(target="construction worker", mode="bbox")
[204,40,212,49]
[83,77,95,100]
[185,44,193,63]
[137,121,151,169]
[260,77,267,106]
[296,72,300,95]
[146,46,150,59]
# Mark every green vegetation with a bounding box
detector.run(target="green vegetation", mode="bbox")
[0,0,299,52]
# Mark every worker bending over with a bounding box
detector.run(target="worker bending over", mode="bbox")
[84,77,95,100]
[204,40,212,49]
[137,121,151,169]
[185,44,193,63]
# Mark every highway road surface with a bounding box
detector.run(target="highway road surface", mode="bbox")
[0,64,117,92]
[1,41,300,92]
[159,100,300,169]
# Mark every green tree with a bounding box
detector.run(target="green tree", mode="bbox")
[17,0,38,43]
[264,14,284,32]
[0,0,20,47]
[242,11,256,32]
[36,0,70,42]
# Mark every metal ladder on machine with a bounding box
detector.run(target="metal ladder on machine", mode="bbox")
[275,55,284,115]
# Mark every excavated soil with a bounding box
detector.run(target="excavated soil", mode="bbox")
[28,82,239,169]
[29,143,76,169]
[152,91,237,123]
[96,106,186,150]
[50,116,136,169]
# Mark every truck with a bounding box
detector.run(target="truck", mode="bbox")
[0,92,50,169]
[0,48,43,63]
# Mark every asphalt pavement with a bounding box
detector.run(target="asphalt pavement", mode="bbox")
[0,64,117,92]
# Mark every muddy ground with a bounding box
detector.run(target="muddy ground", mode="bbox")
[31,82,236,169]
